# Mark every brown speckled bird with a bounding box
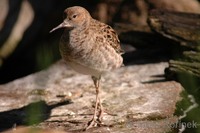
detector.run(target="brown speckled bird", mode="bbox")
[50,6,123,130]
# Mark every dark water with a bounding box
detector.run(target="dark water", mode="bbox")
[174,74,200,133]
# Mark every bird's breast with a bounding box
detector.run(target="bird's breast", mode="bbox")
[59,30,123,73]
[59,32,92,61]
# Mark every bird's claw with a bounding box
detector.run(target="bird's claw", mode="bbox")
[84,118,103,131]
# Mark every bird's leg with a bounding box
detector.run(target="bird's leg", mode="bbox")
[85,76,102,130]
[97,96,104,122]
[92,76,104,123]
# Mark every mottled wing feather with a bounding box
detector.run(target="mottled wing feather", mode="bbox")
[94,20,124,55]
[102,25,124,54]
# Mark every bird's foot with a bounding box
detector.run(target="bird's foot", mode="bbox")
[97,109,103,122]
[84,118,99,131]
[84,112,104,131]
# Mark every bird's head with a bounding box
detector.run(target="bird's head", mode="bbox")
[50,6,91,33]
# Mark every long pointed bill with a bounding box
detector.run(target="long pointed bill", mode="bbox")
[49,21,73,33]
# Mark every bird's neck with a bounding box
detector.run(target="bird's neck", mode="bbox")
[68,24,90,43]
[71,17,91,34]
[61,17,92,48]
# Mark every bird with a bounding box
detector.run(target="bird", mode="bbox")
[50,6,124,130]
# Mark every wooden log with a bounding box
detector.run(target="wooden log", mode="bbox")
[183,51,200,62]
[168,51,200,77]
[148,9,200,48]
[169,60,200,77]
[148,9,200,77]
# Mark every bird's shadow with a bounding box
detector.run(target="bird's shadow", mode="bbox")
[0,99,72,132]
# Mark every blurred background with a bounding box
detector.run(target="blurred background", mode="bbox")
[1,0,200,83]
[0,0,200,132]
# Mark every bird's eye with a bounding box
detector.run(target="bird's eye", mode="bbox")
[72,15,77,19]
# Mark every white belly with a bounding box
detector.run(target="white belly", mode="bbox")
[67,60,102,78]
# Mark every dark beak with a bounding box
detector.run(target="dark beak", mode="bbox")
[49,21,73,33]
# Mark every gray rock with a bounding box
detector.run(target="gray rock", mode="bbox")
[0,60,182,133]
